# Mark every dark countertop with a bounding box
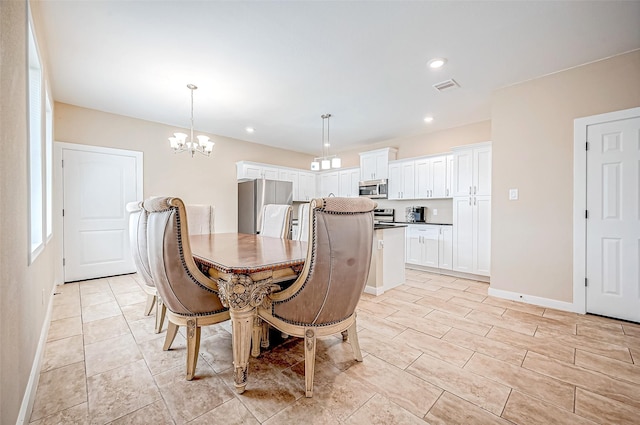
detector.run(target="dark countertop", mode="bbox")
[393,221,453,226]
[374,223,408,230]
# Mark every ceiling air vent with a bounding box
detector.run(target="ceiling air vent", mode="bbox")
[433,78,460,92]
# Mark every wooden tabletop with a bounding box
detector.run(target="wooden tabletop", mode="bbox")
[190,233,307,274]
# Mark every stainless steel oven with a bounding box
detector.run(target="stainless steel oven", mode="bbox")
[359,179,388,199]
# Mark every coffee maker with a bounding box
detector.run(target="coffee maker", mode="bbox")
[405,206,426,222]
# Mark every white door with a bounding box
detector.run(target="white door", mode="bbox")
[586,116,640,322]
[63,145,142,282]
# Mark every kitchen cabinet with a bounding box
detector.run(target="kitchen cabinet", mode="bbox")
[319,171,339,197]
[446,154,454,198]
[415,155,449,199]
[338,167,360,197]
[237,161,280,181]
[298,172,316,201]
[359,147,397,181]
[388,160,415,199]
[405,224,452,269]
[278,169,299,200]
[367,225,406,295]
[451,142,491,276]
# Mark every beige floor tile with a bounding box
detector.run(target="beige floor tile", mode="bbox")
[81,300,122,323]
[120,301,152,324]
[87,358,161,424]
[467,310,538,336]
[394,328,474,367]
[109,400,175,425]
[442,328,526,366]
[487,327,575,363]
[108,274,140,294]
[631,348,638,364]
[343,354,442,418]
[425,392,512,425]
[464,352,575,411]
[154,362,234,424]
[464,285,490,296]
[199,331,234,373]
[51,296,82,321]
[79,279,111,295]
[356,298,399,318]
[575,387,640,425]
[435,287,486,302]
[137,332,187,376]
[357,328,422,369]
[30,362,87,422]
[406,285,454,301]
[535,327,633,363]
[371,288,422,304]
[377,297,434,317]
[577,324,640,350]
[414,294,473,316]
[502,390,597,425]
[449,296,505,315]
[403,280,444,292]
[29,402,89,425]
[314,334,364,372]
[128,315,164,344]
[85,333,143,377]
[503,308,577,334]
[386,309,452,338]
[343,393,425,425]
[265,372,377,424]
[623,324,640,337]
[356,310,407,338]
[47,316,83,342]
[82,314,130,345]
[253,334,305,370]
[406,353,510,416]
[522,351,640,409]
[81,291,116,308]
[423,273,459,284]
[574,349,640,385]
[425,309,492,336]
[41,334,84,373]
[114,289,148,308]
[482,296,546,316]
[189,398,258,425]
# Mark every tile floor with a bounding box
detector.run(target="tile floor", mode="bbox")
[29,269,640,424]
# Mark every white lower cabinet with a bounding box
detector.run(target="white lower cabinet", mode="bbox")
[452,195,490,276]
[405,224,452,270]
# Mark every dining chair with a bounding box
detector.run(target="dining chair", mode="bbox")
[295,202,310,242]
[126,201,166,333]
[143,196,230,380]
[186,204,215,235]
[255,197,376,397]
[259,204,292,238]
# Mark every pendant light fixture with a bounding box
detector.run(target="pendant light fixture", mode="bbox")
[311,113,341,171]
[168,84,214,157]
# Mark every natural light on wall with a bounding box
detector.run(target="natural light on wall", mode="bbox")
[46,92,53,240]
[29,19,43,262]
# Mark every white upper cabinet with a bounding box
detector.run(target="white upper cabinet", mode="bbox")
[388,160,415,199]
[338,167,360,197]
[278,169,300,201]
[298,172,316,201]
[446,154,454,198]
[452,143,492,197]
[359,148,397,181]
[319,171,340,197]
[237,161,280,181]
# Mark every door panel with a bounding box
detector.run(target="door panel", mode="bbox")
[63,147,141,282]
[586,116,640,322]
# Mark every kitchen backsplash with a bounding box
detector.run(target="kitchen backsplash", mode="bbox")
[375,198,453,224]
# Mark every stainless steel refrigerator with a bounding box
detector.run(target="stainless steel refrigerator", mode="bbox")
[238,179,293,234]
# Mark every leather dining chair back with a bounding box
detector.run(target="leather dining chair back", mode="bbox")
[186,204,215,235]
[143,196,230,380]
[256,197,376,397]
[259,204,292,239]
[295,202,310,242]
[126,201,166,332]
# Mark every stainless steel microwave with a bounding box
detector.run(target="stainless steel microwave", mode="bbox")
[359,179,388,199]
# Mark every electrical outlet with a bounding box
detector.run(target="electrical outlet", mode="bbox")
[377,240,384,249]
[433,209,438,216]
[509,188,519,201]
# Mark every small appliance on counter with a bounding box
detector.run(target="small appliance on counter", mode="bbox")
[373,208,395,224]
[405,206,426,223]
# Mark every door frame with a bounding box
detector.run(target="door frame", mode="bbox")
[572,106,640,314]
[54,142,143,283]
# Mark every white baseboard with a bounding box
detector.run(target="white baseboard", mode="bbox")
[488,287,579,313]
[405,264,490,283]
[363,285,386,296]
[16,283,57,424]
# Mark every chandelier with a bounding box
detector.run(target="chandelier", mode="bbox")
[311,113,341,171]
[168,84,214,157]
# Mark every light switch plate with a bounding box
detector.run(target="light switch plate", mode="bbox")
[433,209,438,216]
[509,188,519,200]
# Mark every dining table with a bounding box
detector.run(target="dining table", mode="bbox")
[190,233,307,394]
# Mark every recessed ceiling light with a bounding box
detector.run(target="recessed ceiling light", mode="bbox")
[428,58,447,69]
[424,116,434,123]
[245,127,255,133]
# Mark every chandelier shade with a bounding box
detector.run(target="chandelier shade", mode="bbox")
[311,113,341,171]
[168,84,214,157]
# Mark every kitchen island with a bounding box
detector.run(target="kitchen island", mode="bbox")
[365,224,407,295]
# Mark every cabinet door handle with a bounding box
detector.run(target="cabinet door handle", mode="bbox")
[469,197,472,206]
[474,197,477,206]
[446,188,449,196]
[474,185,477,195]
[469,186,472,195]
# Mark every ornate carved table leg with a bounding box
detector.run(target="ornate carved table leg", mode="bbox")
[216,272,280,394]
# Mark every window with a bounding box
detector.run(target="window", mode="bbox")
[28,17,44,262]
[46,92,53,240]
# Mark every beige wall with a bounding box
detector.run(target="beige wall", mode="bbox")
[1,1,59,423]
[54,104,315,233]
[491,50,640,303]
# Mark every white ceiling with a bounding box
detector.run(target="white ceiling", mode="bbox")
[36,1,640,155]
